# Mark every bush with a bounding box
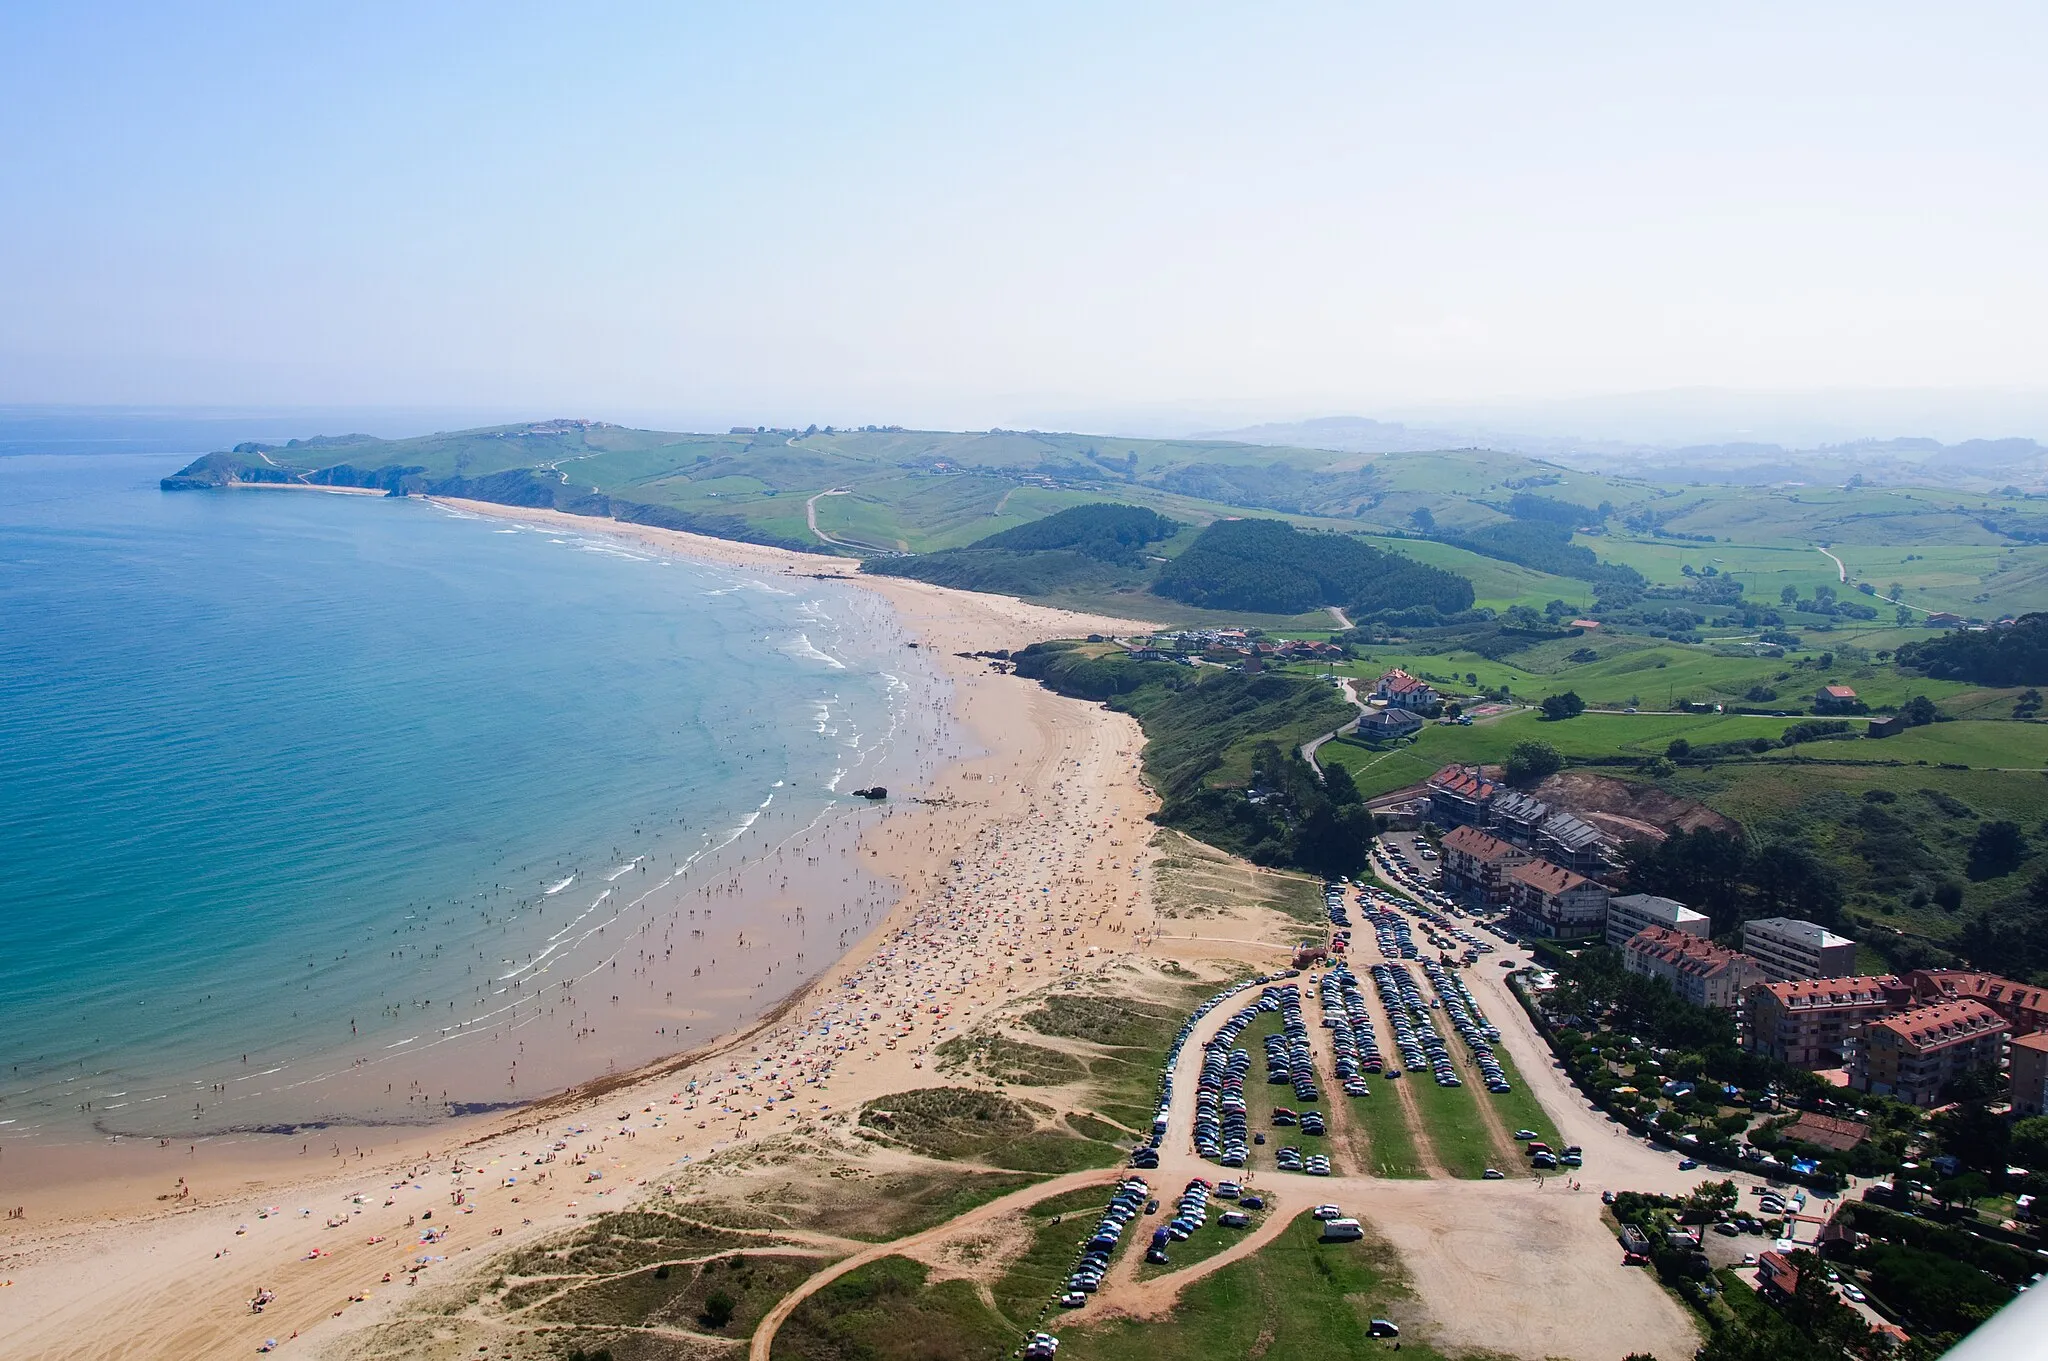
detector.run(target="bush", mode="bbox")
[1506,740,1565,785]
[1540,691,1587,720]
[699,1287,736,1329]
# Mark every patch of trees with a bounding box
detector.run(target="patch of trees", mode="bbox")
[1548,947,1799,1091]
[969,503,1178,560]
[1505,740,1563,785]
[1506,491,1607,526]
[1151,517,1474,617]
[1160,741,1380,878]
[1897,612,2048,685]
[864,501,1187,593]
[863,503,1179,595]
[1338,611,1565,662]
[1433,519,1646,591]
[1619,828,1843,933]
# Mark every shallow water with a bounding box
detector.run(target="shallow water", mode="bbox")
[0,453,946,1144]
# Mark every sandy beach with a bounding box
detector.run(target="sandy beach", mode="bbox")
[0,502,1172,1359]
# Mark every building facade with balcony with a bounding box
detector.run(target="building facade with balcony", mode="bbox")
[1744,975,1911,1069]
[1505,859,1611,940]
[1623,926,1767,1010]
[1852,999,2011,1106]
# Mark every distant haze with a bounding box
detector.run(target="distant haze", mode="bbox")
[2,6,2044,437]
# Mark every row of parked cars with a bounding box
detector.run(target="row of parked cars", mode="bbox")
[1276,1145,1333,1175]
[1149,971,1296,1171]
[1367,961,1466,1087]
[1401,896,1498,962]
[1418,958,1514,1095]
[1315,965,1379,1097]
[1517,1129,1584,1169]
[1056,1176,1153,1307]
[1263,984,1322,1106]
[1364,896,1422,961]
[1322,882,1353,930]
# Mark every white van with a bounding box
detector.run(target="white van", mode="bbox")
[1319,1217,1364,1242]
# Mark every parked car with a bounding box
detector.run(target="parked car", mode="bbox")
[1369,1319,1400,1337]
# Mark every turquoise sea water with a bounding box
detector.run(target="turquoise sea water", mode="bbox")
[0,453,941,1144]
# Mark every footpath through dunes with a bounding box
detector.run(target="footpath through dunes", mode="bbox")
[0,536,1168,1361]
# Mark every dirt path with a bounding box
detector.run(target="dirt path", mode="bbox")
[1092,1204,1305,1322]
[1444,1021,1519,1171]
[747,1168,1119,1360]
[805,486,854,546]
[1327,605,1352,629]
[1816,544,1846,582]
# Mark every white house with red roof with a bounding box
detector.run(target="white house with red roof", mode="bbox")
[1374,668,1438,710]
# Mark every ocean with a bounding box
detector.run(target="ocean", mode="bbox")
[0,451,946,1146]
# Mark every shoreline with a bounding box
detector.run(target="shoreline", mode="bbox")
[0,511,941,1168]
[0,501,1166,1359]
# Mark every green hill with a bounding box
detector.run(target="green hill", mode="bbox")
[1153,518,1475,618]
[160,418,2048,618]
[861,503,1178,595]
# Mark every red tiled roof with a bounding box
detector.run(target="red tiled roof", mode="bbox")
[1427,764,1498,800]
[1907,970,2048,1024]
[1868,998,2009,1053]
[1782,1112,1870,1153]
[1441,825,1524,861]
[1823,685,1858,698]
[1760,976,1904,1009]
[1758,1250,1799,1294]
[1507,859,1594,896]
[1625,925,1758,980]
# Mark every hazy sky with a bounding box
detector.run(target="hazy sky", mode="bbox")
[3,3,2043,433]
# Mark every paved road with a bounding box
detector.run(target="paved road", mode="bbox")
[1301,677,1368,776]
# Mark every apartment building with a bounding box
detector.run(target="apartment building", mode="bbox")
[1606,893,1709,949]
[1742,916,1859,981]
[1439,824,1531,906]
[1623,926,1767,1010]
[1744,975,1911,1069]
[1852,999,2011,1107]
[1426,764,1500,828]
[1505,859,1611,940]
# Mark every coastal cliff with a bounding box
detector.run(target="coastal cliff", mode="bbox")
[160,424,822,553]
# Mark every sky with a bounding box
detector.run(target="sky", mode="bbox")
[3,3,2044,439]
